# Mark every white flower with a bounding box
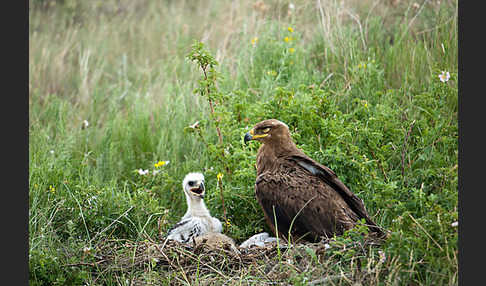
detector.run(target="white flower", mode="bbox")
[289,3,295,10]
[438,71,450,83]
[189,121,199,129]
[83,246,92,254]
[451,221,458,227]
[152,170,161,175]
[82,120,89,129]
[137,169,149,175]
[378,250,386,263]
[49,150,55,154]
[324,243,330,250]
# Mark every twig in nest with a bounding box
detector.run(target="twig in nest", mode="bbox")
[154,240,172,266]
[63,261,106,268]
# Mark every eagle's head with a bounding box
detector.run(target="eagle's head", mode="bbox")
[244,119,291,145]
[182,172,205,200]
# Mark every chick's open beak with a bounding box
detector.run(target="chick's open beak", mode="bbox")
[190,182,205,198]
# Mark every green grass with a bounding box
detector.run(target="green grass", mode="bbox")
[29,0,457,284]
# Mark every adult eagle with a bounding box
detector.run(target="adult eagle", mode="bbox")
[244,119,385,242]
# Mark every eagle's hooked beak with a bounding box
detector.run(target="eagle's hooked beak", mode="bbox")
[244,131,253,144]
[244,128,268,144]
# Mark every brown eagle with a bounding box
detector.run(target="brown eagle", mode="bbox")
[244,119,385,242]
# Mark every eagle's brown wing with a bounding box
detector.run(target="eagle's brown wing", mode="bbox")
[288,154,384,237]
[255,158,362,242]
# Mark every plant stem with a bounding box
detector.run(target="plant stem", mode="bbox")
[201,65,223,146]
[217,178,228,233]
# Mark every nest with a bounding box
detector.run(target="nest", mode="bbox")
[92,237,281,274]
[68,233,385,285]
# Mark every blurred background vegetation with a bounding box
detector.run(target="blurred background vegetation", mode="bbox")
[29,0,457,284]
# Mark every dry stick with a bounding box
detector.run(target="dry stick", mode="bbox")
[173,245,229,279]
[175,254,191,285]
[401,120,416,180]
[63,261,106,268]
[345,9,366,50]
[408,213,443,251]
[319,72,334,88]
[89,206,134,244]
[397,0,429,45]
[317,0,335,55]
[197,257,229,279]
[437,213,453,266]
[153,242,175,269]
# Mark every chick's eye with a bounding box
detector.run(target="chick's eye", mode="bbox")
[262,127,271,133]
[188,181,195,187]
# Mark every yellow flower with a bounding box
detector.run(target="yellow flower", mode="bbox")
[284,36,290,42]
[49,185,55,193]
[288,26,294,33]
[251,37,258,47]
[225,219,231,227]
[217,172,224,181]
[364,102,368,109]
[289,47,295,53]
[154,161,169,168]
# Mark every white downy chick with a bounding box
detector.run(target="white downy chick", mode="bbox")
[167,172,222,243]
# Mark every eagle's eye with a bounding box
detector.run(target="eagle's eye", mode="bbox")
[262,127,271,133]
[188,181,195,187]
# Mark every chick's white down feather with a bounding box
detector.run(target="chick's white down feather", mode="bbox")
[167,172,222,243]
[239,232,281,248]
